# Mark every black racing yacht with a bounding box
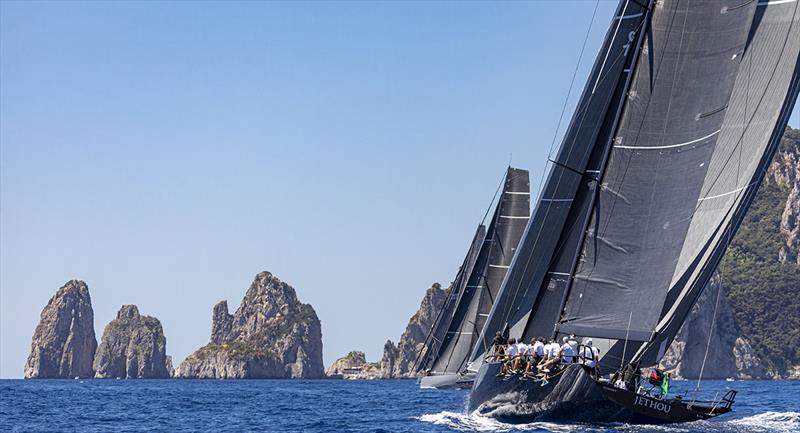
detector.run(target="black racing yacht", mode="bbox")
[467,0,800,424]
[416,167,530,389]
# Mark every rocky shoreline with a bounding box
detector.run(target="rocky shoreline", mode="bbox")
[21,131,800,381]
[24,271,324,379]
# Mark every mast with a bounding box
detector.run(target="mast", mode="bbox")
[415,224,485,372]
[427,167,530,375]
[469,0,652,366]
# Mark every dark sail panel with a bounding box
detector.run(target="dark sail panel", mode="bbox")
[559,0,757,341]
[416,224,485,372]
[428,168,530,374]
[469,0,649,366]
[636,0,800,366]
[468,168,530,357]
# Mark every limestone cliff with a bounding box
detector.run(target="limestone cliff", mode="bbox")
[666,127,800,378]
[175,271,324,379]
[662,277,769,379]
[24,280,97,379]
[93,305,171,378]
[381,283,446,378]
[773,129,800,265]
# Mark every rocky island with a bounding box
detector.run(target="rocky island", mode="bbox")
[24,280,97,379]
[328,282,447,379]
[93,305,172,378]
[175,271,324,379]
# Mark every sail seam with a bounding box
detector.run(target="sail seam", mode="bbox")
[697,181,757,201]
[757,0,796,6]
[614,129,721,150]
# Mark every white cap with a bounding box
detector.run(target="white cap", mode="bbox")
[586,338,593,346]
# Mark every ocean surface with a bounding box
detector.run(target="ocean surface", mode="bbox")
[1,379,797,432]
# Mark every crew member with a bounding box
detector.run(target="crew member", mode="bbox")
[560,336,575,364]
[581,339,600,374]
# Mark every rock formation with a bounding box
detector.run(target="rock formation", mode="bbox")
[325,351,383,379]
[326,351,367,376]
[662,276,768,379]
[175,271,324,379]
[93,305,171,378]
[773,129,800,265]
[24,280,97,379]
[381,282,446,378]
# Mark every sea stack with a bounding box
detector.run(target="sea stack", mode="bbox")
[381,282,446,378]
[24,280,97,379]
[175,271,324,379]
[93,305,172,378]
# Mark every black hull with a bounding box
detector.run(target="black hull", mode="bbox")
[468,363,731,424]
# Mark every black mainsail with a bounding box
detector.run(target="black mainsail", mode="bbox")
[420,167,530,388]
[469,0,800,423]
[415,225,486,374]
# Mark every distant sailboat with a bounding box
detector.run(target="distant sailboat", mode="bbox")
[468,0,800,424]
[416,167,530,389]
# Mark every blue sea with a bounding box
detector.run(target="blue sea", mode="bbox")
[1,379,797,432]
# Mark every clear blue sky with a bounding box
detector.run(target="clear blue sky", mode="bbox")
[1,1,798,378]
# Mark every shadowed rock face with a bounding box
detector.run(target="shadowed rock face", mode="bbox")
[93,305,171,378]
[175,271,324,379]
[662,276,769,379]
[24,280,97,379]
[381,283,446,378]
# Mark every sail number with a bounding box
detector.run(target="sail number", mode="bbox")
[622,31,636,57]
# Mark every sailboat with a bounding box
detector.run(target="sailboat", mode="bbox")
[467,0,800,424]
[416,167,530,389]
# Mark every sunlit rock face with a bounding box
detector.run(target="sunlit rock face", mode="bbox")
[176,271,324,379]
[25,280,97,379]
[93,305,171,379]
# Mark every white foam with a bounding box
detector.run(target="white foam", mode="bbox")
[729,411,800,433]
[417,411,582,432]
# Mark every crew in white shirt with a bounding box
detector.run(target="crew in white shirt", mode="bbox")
[582,338,601,372]
[561,336,576,364]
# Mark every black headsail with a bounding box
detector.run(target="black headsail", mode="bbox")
[425,167,530,376]
[415,225,486,373]
[469,0,651,368]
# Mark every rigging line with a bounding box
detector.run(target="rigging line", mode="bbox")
[529,0,602,209]
[499,7,651,336]
[594,0,631,94]
[547,0,601,162]
[480,170,508,227]
[620,311,633,371]
[694,251,724,396]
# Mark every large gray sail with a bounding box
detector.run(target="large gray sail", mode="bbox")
[415,225,486,372]
[427,168,530,375]
[635,0,800,366]
[469,0,650,367]
[552,0,800,371]
[558,0,758,342]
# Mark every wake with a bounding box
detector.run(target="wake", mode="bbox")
[417,410,800,433]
